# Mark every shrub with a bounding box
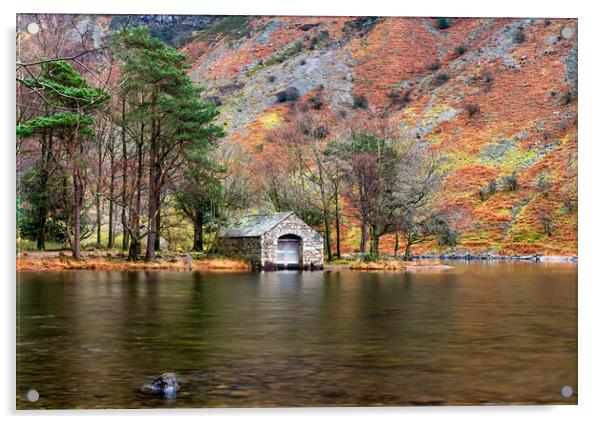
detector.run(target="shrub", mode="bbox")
[454,45,468,56]
[388,89,411,108]
[436,17,451,30]
[561,193,577,213]
[512,29,526,43]
[433,73,450,86]
[536,209,554,236]
[276,87,300,103]
[488,179,498,195]
[465,103,480,117]
[560,91,574,105]
[478,186,489,201]
[536,174,552,197]
[352,94,369,109]
[300,23,318,31]
[426,61,441,71]
[481,71,494,91]
[503,173,518,191]
[478,179,498,201]
[313,125,329,139]
[318,30,330,40]
[308,94,324,110]
[360,252,378,262]
[205,95,222,106]
[217,81,245,94]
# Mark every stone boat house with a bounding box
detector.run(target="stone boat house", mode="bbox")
[219,212,324,270]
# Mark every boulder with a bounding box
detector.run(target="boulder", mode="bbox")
[141,372,180,398]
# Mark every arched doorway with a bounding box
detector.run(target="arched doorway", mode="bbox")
[276,234,302,269]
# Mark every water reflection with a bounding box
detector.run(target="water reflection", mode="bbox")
[17,263,577,408]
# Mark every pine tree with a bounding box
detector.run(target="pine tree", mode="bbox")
[17,61,109,259]
[114,28,224,260]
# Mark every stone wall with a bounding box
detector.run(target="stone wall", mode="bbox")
[261,214,324,269]
[216,237,262,268]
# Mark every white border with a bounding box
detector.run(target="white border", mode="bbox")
[3,0,601,422]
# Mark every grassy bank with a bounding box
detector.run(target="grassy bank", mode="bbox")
[16,251,251,272]
[345,258,453,271]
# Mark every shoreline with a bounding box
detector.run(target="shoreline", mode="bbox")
[15,251,577,272]
[411,254,578,263]
[16,251,251,272]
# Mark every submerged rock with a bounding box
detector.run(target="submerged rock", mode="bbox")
[141,372,181,398]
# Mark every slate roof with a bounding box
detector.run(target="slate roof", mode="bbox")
[221,212,294,237]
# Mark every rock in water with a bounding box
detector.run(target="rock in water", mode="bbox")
[141,372,181,398]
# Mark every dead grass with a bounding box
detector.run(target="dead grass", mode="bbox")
[349,259,450,271]
[16,253,251,272]
[349,259,408,271]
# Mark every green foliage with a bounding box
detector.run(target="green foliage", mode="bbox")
[276,87,300,103]
[245,41,304,77]
[360,252,378,262]
[18,168,72,246]
[206,16,252,39]
[343,17,380,36]
[436,18,451,30]
[352,94,368,109]
[481,71,494,91]
[512,29,526,43]
[426,61,441,71]
[25,61,109,111]
[454,45,468,56]
[536,173,552,197]
[17,60,109,138]
[17,113,94,138]
[16,60,109,255]
[114,27,225,257]
[421,214,458,247]
[433,73,450,86]
[503,173,518,191]
[388,90,411,109]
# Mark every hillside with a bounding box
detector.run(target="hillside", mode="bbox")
[161,16,576,256]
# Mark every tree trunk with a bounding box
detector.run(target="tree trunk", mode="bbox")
[107,147,115,249]
[69,131,83,260]
[120,97,129,251]
[72,168,82,260]
[128,237,140,261]
[394,232,399,258]
[96,137,103,248]
[145,89,160,261]
[323,215,332,262]
[193,214,203,252]
[35,203,47,251]
[154,198,161,252]
[108,137,115,249]
[370,230,380,257]
[146,162,158,260]
[334,190,341,259]
[35,128,51,251]
[360,220,368,254]
[95,195,101,248]
[403,242,413,262]
[128,135,143,261]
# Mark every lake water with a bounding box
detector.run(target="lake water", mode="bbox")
[16,262,577,409]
